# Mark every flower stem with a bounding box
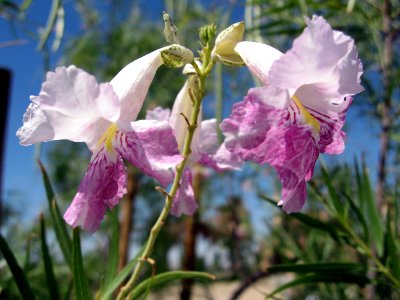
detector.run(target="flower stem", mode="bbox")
[116,59,213,300]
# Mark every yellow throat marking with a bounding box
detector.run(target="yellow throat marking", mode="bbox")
[292,95,320,133]
[97,124,118,152]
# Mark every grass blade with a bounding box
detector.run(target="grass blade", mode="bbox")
[40,214,60,300]
[72,228,91,300]
[37,160,72,268]
[0,233,36,299]
[128,271,215,299]
[99,247,144,300]
[37,0,61,50]
[267,262,365,274]
[360,164,383,255]
[266,273,370,298]
[320,164,344,217]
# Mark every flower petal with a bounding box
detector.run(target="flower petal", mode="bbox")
[171,169,197,217]
[235,41,283,85]
[31,66,120,122]
[220,87,290,156]
[146,107,171,122]
[169,77,202,154]
[268,16,363,96]
[117,120,182,186]
[17,103,112,151]
[63,148,127,233]
[17,66,120,150]
[197,119,242,170]
[221,92,319,213]
[110,49,163,123]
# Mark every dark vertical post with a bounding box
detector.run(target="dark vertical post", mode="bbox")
[0,68,11,227]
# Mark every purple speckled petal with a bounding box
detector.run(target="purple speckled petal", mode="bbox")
[171,169,197,216]
[64,148,127,233]
[199,143,243,171]
[220,88,290,157]
[197,119,242,170]
[309,96,352,154]
[221,93,319,213]
[117,120,182,186]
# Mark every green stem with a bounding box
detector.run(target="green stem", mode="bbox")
[116,59,213,300]
[341,222,400,288]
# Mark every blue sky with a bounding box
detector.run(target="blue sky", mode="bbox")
[0,1,378,226]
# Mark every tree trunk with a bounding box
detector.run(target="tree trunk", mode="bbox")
[376,0,394,215]
[118,167,139,271]
[180,167,203,300]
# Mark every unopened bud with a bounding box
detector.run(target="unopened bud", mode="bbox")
[211,22,245,66]
[163,11,180,44]
[199,24,217,46]
[161,44,194,68]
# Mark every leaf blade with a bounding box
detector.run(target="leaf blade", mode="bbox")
[40,214,61,300]
[128,271,215,299]
[72,228,91,300]
[0,233,36,299]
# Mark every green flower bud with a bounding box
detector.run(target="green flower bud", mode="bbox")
[199,24,217,46]
[161,44,194,68]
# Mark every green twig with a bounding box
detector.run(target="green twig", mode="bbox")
[116,51,214,300]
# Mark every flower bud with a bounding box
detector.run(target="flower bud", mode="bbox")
[199,24,217,46]
[161,44,194,68]
[211,21,245,66]
[163,11,180,44]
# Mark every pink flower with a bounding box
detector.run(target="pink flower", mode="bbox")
[220,16,363,212]
[147,68,242,216]
[17,48,185,233]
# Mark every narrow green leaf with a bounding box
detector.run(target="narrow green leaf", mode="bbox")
[19,0,32,11]
[266,273,370,298]
[258,194,345,243]
[360,164,383,255]
[37,160,72,268]
[23,235,32,273]
[384,212,400,278]
[72,228,91,300]
[128,271,215,299]
[99,208,120,299]
[37,0,61,51]
[99,247,144,300]
[40,214,60,300]
[0,233,36,299]
[51,5,64,52]
[321,164,344,217]
[267,262,365,274]
[346,0,356,13]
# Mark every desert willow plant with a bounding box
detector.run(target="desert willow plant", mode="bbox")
[2,13,244,299]
[2,9,368,300]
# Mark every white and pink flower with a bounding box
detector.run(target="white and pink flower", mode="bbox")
[17,48,186,233]
[147,66,242,217]
[221,16,363,213]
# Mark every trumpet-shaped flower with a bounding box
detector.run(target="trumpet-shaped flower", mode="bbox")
[17,46,192,233]
[220,16,363,213]
[147,67,242,216]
